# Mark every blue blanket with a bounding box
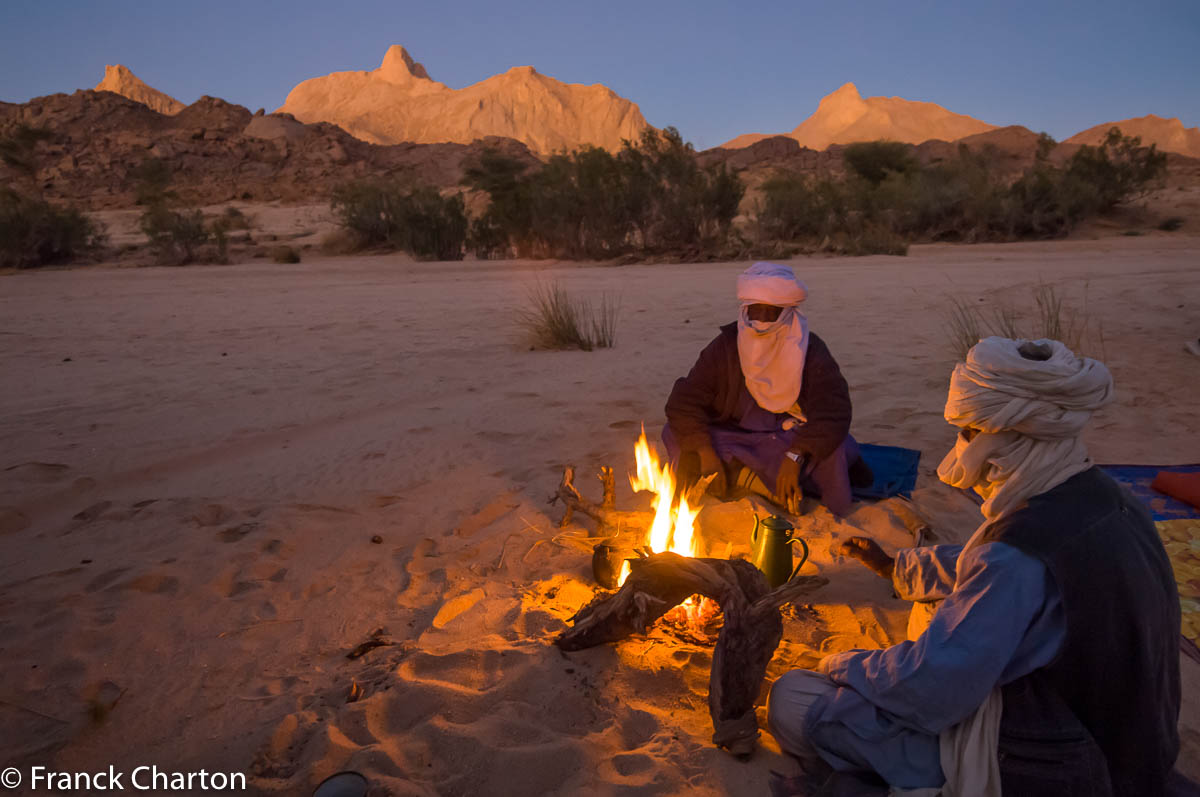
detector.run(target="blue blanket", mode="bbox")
[853,443,921,500]
[1099,464,1200,521]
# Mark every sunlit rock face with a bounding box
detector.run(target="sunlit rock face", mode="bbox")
[722,82,995,150]
[277,45,652,154]
[94,64,185,116]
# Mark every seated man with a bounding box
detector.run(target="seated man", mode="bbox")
[766,337,1180,796]
[663,261,870,516]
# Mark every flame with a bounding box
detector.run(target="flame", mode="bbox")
[620,426,702,587]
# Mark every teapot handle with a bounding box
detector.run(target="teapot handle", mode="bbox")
[786,537,810,583]
[751,512,761,545]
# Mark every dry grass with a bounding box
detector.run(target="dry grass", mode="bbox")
[943,283,1100,361]
[516,282,620,351]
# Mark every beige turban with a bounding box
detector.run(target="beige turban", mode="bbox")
[735,262,810,413]
[938,337,1114,522]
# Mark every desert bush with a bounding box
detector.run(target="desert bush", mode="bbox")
[842,141,918,186]
[330,181,467,260]
[1159,216,1184,232]
[0,188,106,268]
[516,282,620,351]
[140,202,209,264]
[464,127,743,260]
[1064,127,1166,211]
[271,245,301,264]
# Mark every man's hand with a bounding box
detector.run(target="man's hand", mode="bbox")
[697,447,727,499]
[838,536,896,581]
[774,454,802,515]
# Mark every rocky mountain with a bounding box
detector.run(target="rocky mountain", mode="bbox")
[0,90,538,209]
[1066,114,1200,159]
[94,64,185,115]
[724,82,996,150]
[277,45,651,154]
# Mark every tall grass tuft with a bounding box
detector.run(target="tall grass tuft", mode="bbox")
[517,282,620,351]
[943,284,1098,361]
[944,295,985,361]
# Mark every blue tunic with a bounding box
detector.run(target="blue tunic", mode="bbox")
[805,542,1068,787]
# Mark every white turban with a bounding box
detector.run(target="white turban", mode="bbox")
[938,337,1114,522]
[735,262,810,414]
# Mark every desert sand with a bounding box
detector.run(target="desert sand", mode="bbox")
[1,236,1199,795]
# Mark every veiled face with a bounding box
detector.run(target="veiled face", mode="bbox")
[745,303,784,323]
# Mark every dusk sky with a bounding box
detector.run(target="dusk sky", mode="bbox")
[2,0,1197,150]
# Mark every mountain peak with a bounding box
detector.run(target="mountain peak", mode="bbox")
[378,45,430,82]
[829,82,861,101]
[94,64,184,115]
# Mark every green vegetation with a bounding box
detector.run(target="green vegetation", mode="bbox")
[139,204,209,265]
[516,282,620,351]
[758,127,1166,254]
[0,124,105,268]
[330,181,468,260]
[0,188,106,269]
[464,128,744,260]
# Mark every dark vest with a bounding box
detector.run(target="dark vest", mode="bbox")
[974,467,1180,796]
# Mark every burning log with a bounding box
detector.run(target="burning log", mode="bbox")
[556,551,828,757]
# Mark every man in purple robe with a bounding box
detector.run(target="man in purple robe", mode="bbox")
[663,262,870,516]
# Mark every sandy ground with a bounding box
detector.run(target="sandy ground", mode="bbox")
[1,236,1198,795]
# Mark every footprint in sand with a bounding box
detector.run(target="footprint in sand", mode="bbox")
[217,522,260,543]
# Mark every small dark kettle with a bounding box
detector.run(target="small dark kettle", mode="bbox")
[750,513,810,589]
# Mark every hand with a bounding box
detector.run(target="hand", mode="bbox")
[838,536,895,580]
[697,446,727,499]
[774,455,802,515]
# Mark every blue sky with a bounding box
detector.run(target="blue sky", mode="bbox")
[2,0,1197,150]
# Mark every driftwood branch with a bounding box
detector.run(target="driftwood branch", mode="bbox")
[555,552,827,756]
[550,465,643,532]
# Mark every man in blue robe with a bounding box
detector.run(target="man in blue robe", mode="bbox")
[767,337,1181,796]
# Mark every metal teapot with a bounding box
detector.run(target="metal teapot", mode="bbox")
[751,513,810,589]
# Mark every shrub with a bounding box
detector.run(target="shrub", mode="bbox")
[139,202,208,264]
[330,181,467,260]
[0,188,106,268]
[516,282,620,351]
[842,141,918,185]
[271,245,301,264]
[463,127,744,260]
[1159,216,1184,232]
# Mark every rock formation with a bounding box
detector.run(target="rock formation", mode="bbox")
[724,82,995,150]
[277,45,651,153]
[0,90,539,209]
[94,64,184,115]
[1065,114,1200,159]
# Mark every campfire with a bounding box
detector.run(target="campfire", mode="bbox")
[624,427,716,631]
[549,426,828,755]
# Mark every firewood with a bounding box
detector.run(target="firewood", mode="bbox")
[555,551,827,756]
[549,465,643,533]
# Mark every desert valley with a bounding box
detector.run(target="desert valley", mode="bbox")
[2,33,1200,797]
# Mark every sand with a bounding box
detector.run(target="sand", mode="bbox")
[1,235,1198,795]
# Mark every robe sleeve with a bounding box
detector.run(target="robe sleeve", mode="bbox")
[787,336,852,463]
[816,541,1057,734]
[892,545,964,603]
[664,334,724,453]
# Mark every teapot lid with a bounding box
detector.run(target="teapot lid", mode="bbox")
[761,514,794,531]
